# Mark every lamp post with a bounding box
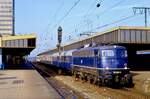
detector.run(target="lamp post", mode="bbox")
[57,26,62,56]
[57,26,63,74]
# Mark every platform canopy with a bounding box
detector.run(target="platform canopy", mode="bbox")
[0,34,36,49]
[0,34,36,69]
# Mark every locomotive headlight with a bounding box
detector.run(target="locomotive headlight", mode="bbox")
[124,63,128,69]
[106,67,109,70]
[114,45,117,48]
[124,66,128,70]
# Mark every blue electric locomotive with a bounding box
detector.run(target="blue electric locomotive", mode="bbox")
[72,45,133,87]
[39,45,133,87]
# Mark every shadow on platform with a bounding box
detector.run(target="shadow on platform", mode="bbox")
[4,62,34,70]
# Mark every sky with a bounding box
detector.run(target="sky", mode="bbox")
[15,0,150,56]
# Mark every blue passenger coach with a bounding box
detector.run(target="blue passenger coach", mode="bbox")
[72,45,133,87]
[53,49,76,73]
[51,52,59,66]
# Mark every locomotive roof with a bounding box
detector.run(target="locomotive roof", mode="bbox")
[52,52,59,56]
[74,45,126,52]
[65,49,77,56]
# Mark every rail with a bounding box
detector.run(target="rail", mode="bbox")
[31,62,85,99]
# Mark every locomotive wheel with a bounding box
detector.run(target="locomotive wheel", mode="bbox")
[73,71,79,81]
[58,69,62,75]
[81,73,87,83]
[105,78,112,87]
[80,72,84,81]
[93,77,98,85]
[73,71,77,78]
[120,78,125,87]
[112,77,121,88]
[87,76,91,83]
[88,75,94,84]
[79,75,82,81]
[84,75,88,82]
[97,78,103,86]
[90,79,93,84]
[126,77,134,88]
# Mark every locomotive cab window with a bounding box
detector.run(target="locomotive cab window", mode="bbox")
[94,50,98,56]
[101,50,115,57]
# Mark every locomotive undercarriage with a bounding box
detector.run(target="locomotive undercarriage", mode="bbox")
[72,66,134,88]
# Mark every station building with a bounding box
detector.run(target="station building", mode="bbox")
[0,34,36,69]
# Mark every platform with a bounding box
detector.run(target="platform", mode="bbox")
[0,70,61,99]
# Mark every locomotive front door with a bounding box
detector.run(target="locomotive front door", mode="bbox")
[94,50,101,76]
[94,50,100,68]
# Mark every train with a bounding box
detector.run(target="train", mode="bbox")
[36,45,133,87]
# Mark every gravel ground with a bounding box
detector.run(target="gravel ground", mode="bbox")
[132,71,150,95]
[54,73,150,99]
[55,76,109,99]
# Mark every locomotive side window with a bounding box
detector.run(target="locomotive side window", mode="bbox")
[117,49,128,57]
[101,50,114,57]
[125,51,128,57]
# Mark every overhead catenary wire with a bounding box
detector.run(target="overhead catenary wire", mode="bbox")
[45,1,64,32]
[74,0,97,31]
[50,0,81,32]
[95,15,136,29]
[97,0,128,17]
[45,0,125,43]
[39,0,143,51]
[93,0,128,27]
[42,0,64,42]
[83,0,100,17]
[58,0,81,24]
[78,0,103,34]
[65,0,96,35]
[38,0,64,50]
[71,0,141,37]
[43,0,82,45]
[72,0,127,38]
[82,14,140,33]
[66,0,103,39]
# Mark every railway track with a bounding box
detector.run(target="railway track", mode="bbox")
[32,62,150,99]
[32,62,85,99]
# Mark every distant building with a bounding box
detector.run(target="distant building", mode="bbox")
[0,0,14,36]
